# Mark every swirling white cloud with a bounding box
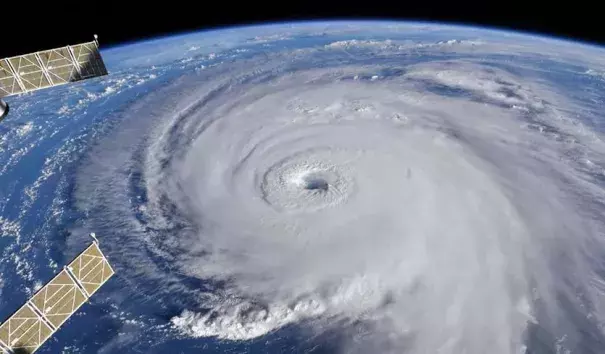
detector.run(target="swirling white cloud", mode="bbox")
[76,31,605,353]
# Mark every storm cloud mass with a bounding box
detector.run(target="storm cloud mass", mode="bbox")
[66,24,605,353]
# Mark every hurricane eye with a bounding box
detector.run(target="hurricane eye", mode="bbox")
[302,173,329,191]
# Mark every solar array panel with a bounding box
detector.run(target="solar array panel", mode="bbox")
[0,39,108,98]
[0,241,114,353]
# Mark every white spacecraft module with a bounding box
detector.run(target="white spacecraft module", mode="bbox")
[0,234,114,354]
[0,35,108,120]
[0,99,7,120]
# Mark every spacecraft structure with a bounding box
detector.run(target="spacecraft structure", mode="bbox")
[0,35,108,121]
[0,234,114,354]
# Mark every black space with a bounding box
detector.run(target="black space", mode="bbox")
[0,3,603,58]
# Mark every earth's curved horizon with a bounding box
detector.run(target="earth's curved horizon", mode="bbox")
[106,19,605,54]
[2,20,605,353]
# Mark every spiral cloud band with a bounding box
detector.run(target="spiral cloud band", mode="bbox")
[76,33,605,353]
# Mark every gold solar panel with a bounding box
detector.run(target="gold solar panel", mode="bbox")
[0,303,53,354]
[0,238,114,353]
[70,42,108,79]
[0,37,108,98]
[0,60,23,97]
[67,243,115,297]
[29,270,87,329]
[7,55,52,92]
[37,48,78,84]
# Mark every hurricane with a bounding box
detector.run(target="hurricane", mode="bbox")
[3,22,605,353]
